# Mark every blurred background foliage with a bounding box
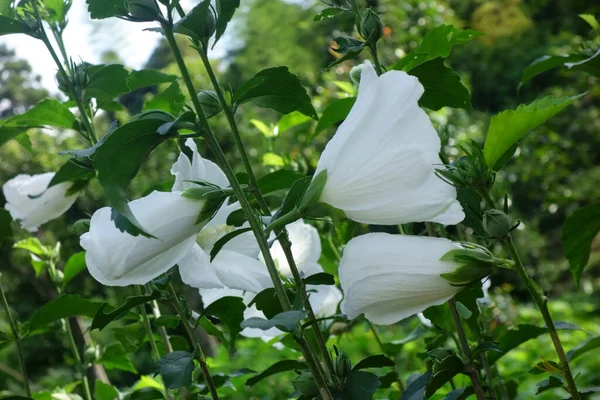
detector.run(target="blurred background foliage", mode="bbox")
[1,0,599,398]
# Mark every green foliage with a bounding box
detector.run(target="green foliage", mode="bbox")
[29,294,104,330]
[562,203,600,286]
[91,291,161,331]
[410,58,471,111]
[246,360,307,387]
[62,252,87,285]
[98,343,138,373]
[85,0,128,19]
[201,296,245,351]
[313,97,356,138]
[215,0,240,43]
[0,16,29,36]
[157,351,194,389]
[241,310,306,333]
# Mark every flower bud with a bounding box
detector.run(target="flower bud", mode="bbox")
[292,373,319,398]
[439,242,496,286]
[483,209,511,238]
[335,351,352,379]
[197,90,222,118]
[126,0,161,21]
[55,70,70,93]
[350,64,365,86]
[72,62,89,91]
[360,9,383,43]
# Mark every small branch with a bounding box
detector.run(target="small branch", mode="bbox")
[136,286,162,361]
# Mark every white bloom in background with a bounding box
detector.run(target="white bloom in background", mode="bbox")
[81,191,207,286]
[3,172,79,232]
[339,233,467,325]
[313,61,464,225]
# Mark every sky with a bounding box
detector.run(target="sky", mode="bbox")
[0,0,225,92]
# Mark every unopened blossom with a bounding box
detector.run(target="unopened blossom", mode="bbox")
[312,61,464,225]
[339,233,471,325]
[3,172,79,232]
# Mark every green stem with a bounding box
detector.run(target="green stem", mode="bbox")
[0,276,31,396]
[63,319,93,400]
[367,321,404,391]
[136,286,162,361]
[368,45,384,75]
[150,298,174,353]
[51,27,72,75]
[163,24,332,399]
[196,43,335,383]
[448,299,487,400]
[167,284,219,400]
[479,191,580,399]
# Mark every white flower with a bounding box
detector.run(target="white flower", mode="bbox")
[339,233,465,325]
[80,191,206,286]
[3,173,79,232]
[313,61,464,225]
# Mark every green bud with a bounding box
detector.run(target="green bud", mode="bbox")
[350,64,365,86]
[440,242,495,286]
[72,63,89,91]
[335,351,352,379]
[55,70,70,93]
[359,9,384,43]
[126,0,161,21]
[197,90,222,118]
[292,373,319,397]
[483,209,511,238]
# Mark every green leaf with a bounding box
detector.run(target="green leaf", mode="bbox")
[249,288,286,319]
[520,54,585,87]
[399,371,431,400]
[0,208,12,245]
[94,118,173,234]
[5,99,76,129]
[472,341,502,358]
[580,14,599,30]
[536,376,564,395]
[233,67,318,120]
[173,0,213,42]
[241,310,306,333]
[126,388,164,400]
[277,111,312,134]
[30,294,104,330]
[63,252,87,285]
[86,0,128,19]
[562,203,600,286]
[483,94,583,170]
[313,97,356,139]
[13,237,49,258]
[127,69,178,91]
[143,81,185,115]
[327,36,365,69]
[0,126,27,148]
[201,296,245,350]
[157,351,194,389]
[0,1,14,17]
[425,352,465,398]
[409,58,471,111]
[0,16,28,36]
[91,291,161,331]
[352,354,395,371]
[83,64,129,102]
[314,7,344,21]
[567,335,600,362]
[303,272,335,286]
[339,371,381,399]
[215,0,240,43]
[95,381,119,400]
[393,25,483,71]
[98,343,138,373]
[566,48,600,77]
[209,227,252,261]
[262,152,285,167]
[245,360,306,387]
[48,158,95,189]
[257,170,303,195]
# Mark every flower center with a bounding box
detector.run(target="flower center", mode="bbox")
[196,224,235,251]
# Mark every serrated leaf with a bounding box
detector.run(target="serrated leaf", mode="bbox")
[86,0,128,19]
[562,203,600,286]
[352,354,395,371]
[98,343,138,373]
[143,81,185,115]
[63,251,87,285]
[483,94,583,170]
[128,69,178,91]
[313,97,356,139]
[157,351,194,389]
[5,98,77,129]
[91,291,161,331]
[30,294,104,330]
[567,334,600,362]
[410,58,471,111]
[84,64,130,102]
[241,310,306,333]
[233,67,317,119]
[245,360,307,386]
[215,0,240,43]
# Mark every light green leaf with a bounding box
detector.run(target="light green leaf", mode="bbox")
[13,237,48,258]
[580,14,599,30]
[409,58,471,111]
[250,119,274,138]
[127,69,178,91]
[313,97,356,138]
[5,99,77,129]
[143,81,186,115]
[277,111,312,134]
[95,381,119,400]
[98,343,138,373]
[562,203,600,286]
[63,252,87,285]
[263,152,285,167]
[85,0,128,19]
[29,294,104,330]
[483,94,583,170]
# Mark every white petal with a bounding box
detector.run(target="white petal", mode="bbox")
[178,244,223,289]
[308,284,342,318]
[429,200,465,225]
[339,233,462,325]
[3,173,79,232]
[171,139,229,191]
[267,220,322,277]
[213,250,273,293]
[81,191,205,286]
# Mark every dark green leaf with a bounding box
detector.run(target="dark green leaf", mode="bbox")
[30,294,104,330]
[562,203,600,286]
[95,118,172,234]
[327,36,365,69]
[226,208,247,227]
[98,343,138,373]
[409,58,471,111]
[63,252,87,285]
[233,67,317,119]
[276,176,311,217]
[126,388,164,400]
[425,353,464,398]
[245,360,307,387]
[0,208,12,245]
[352,354,395,371]
[241,310,306,333]
[86,0,128,19]
[520,54,585,87]
[472,341,502,358]
[457,189,484,236]
[312,97,356,139]
[303,272,335,286]
[536,376,564,395]
[5,99,76,129]
[566,48,600,77]
[127,69,178,91]
[95,381,119,400]
[48,158,95,189]
[249,288,286,319]
[483,94,583,170]
[443,388,474,400]
[381,325,428,356]
[567,335,600,362]
[339,371,381,399]
[143,81,185,115]
[201,296,245,349]
[84,64,130,102]
[399,371,432,400]
[215,0,240,43]
[173,0,213,42]
[0,126,27,148]
[257,169,304,195]
[155,315,180,329]
[91,291,161,331]
[0,16,28,36]
[314,7,344,21]
[209,227,252,261]
[158,351,194,389]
